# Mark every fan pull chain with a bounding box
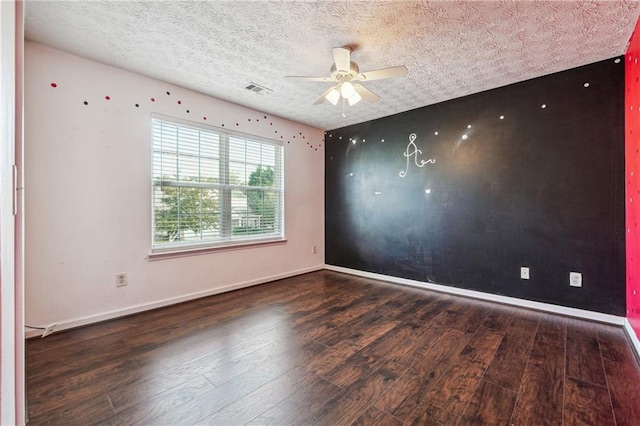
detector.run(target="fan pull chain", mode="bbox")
[342,97,346,118]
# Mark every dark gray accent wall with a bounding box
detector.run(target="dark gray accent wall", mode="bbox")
[325,57,625,315]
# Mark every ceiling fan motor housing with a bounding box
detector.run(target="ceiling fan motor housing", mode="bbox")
[330,61,360,82]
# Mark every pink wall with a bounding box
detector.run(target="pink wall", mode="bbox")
[24,43,325,331]
[626,18,640,338]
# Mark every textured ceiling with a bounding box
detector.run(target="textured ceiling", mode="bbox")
[25,1,640,131]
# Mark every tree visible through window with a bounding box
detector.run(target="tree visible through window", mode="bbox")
[236,166,276,235]
[154,182,219,242]
[152,117,284,252]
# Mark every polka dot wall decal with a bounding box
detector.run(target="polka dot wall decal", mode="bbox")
[135,103,140,107]
[166,91,171,95]
[105,96,111,100]
[203,117,207,120]
[50,83,57,88]
[83,101,88,105]
[177,100,182,105]
[236,123,239,126]
[151,98,155,102]
[186,110,190,113]
[264,116,267,119]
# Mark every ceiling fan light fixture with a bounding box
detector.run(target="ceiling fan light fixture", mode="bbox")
[326,88,340,105]
[340,81,356,99]
[347,91,362,106]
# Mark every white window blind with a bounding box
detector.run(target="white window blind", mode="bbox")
[152,116,284,252]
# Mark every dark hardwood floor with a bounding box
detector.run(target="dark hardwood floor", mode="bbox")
[26,270,640,425]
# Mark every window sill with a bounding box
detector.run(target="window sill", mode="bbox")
[147,238,287,261]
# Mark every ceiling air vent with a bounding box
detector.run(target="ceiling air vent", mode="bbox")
[245,82,273,95]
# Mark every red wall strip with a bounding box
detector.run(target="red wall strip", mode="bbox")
[626,18,640,338]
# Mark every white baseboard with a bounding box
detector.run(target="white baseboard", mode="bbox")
[324,264,625,326]
[25,264,324,339]
[28,263,631,339]
[624,319,640,362]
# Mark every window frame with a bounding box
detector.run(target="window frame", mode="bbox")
[149,114,285,257]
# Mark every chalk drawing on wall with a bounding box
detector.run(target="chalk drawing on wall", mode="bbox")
[399,133,436,177]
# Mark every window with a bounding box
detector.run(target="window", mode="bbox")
[151,116,284,253]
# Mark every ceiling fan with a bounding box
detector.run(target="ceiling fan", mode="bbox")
[286,47,408,107]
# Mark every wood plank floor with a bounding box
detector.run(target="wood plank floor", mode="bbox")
[26,270,640,425]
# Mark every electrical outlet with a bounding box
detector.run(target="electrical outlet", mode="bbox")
[520,267,530,280]
[116,272,128,287]
[570,272,582,287]
[312,245,318,254]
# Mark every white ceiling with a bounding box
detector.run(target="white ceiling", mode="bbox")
[25,1,640,131]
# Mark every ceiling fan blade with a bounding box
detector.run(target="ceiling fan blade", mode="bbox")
[313,85,341,105]
[358,66,408,81]
[285,76,334,82]
[332,47,351,73]
[353,84,380,103]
